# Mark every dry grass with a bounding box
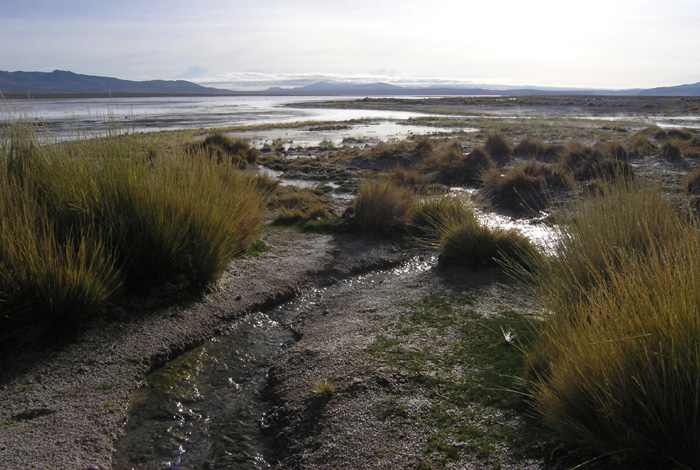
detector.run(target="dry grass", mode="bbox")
[423,140,494,185]
[484,131,513,163]
[481,160,573,213]
[351,178,417,234]
[521,177,700,468]
[0,122,265,329]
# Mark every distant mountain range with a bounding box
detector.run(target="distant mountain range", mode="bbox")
[2,70,699,97]
[0,70,230,96]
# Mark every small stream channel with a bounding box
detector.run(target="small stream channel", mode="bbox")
[112,256,435,470]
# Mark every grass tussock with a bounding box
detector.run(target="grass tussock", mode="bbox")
[423,141,494,185]
[271,186,333,225]
[484,131,512,163]
[388,166,426,188]
[683,166,700,194]
[1,123,265,328]
[351,179,417,234]
[558,140,633,181]
[481,160,573,213]
[414,194,541,270]
[520,177,700,468]
[513,137,546,159]
[189,132,259,167]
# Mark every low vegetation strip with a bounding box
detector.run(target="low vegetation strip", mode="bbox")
[0,123,265,330]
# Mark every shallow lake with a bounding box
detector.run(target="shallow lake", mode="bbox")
[0,95,463,142]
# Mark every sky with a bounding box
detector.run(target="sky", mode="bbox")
[2,0,699,91]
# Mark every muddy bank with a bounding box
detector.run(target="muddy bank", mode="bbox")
[0,228,408,470]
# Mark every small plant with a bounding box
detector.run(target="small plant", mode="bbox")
[311,378,338,398]
[500,326,516,345]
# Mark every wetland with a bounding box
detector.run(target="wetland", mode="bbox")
[1,94,699,469]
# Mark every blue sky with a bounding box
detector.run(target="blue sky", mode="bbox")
[2,0,699,90]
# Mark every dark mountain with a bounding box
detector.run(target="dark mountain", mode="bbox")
[0,69,231,96]
[636,81,700,96]
[2,70,698,97]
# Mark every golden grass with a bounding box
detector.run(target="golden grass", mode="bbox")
[0,122,265,328]
[521,177,700,468]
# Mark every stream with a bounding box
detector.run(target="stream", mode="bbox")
[112,256,435,470]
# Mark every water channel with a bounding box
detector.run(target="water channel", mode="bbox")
[112,256,435,470]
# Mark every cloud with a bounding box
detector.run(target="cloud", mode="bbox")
[189,71,524,91]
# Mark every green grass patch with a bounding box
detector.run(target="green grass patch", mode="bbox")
[369,291,545,467]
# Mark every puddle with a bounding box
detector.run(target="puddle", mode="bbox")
[112,256,435,470]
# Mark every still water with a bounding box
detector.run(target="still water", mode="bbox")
[0,95,455,142]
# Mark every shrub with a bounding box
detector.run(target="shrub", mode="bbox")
[351,179,416,234]
[484,131,512,162]
[523,186,700,467]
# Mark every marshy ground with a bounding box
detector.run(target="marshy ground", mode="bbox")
[1,95,699,469]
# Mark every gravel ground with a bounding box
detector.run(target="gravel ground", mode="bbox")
[0,227,408,470]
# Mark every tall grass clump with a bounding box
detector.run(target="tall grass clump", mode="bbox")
[521,177,700,468]
[351,178,416,234]
[188,132,259,166]
[415,194,540,270]
[558,140,632,181]
[484,131,512,163]
[423,140,494,185]
[481,160,573,213]
[1,122,265,328]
